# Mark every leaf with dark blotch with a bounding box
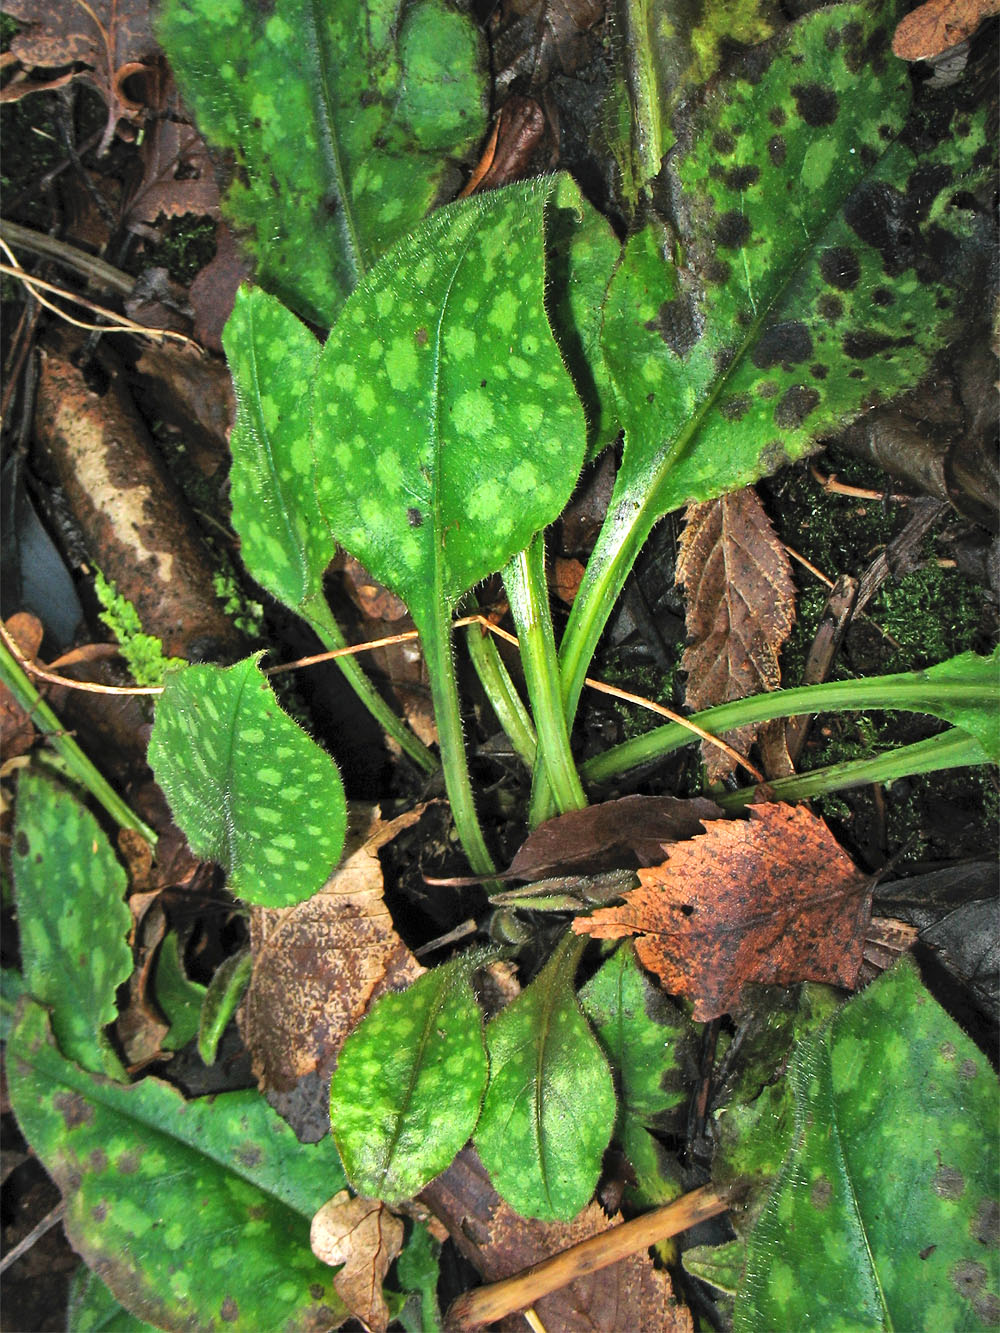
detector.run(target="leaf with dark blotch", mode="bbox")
[676,487,795,781]
[158,0,487,327]
[507,794,724,881]
[573,804,873,1020]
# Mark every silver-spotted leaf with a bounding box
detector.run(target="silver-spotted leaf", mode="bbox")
[148,656,346,906]
[558,0,989,729]
[12,771,132,1076]
[579,941,697,1208]
[223,287,328,615]
[474,934,616,1221]
[8,1000,349,1332]
[158,0,487,326]
[737,957,999,1331]
[311,175,588,631]
[329,956,488,1203]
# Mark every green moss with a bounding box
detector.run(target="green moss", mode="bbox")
[94,570,186,688]
[138,214,217,285]
[211,570,264,639]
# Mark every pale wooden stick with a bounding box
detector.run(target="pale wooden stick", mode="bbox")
[445,1184,733,1330]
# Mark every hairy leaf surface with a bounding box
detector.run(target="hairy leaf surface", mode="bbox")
[329,956,488,1203]
[148,656,346,906]
[158,0,487,326]
[737,958,999,1330]
[475,934,615,1221]
[8,1001,349,1333]
[12,771,132,1076]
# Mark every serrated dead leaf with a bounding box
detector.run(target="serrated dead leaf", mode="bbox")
[573,804,873,1020]
[675,488,795,781]
[238,804,425,1096]
[892,0,1000,59]
[311,1191,404,1333]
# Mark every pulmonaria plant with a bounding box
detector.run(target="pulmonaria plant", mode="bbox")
[4,0,997,1328]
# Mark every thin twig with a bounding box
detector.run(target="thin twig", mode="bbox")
[811,464,909,503]
[444,1185,734,1330]
[0,1203,65,1276]
[0,219,135,295]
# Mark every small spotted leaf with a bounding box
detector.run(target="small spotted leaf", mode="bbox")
[329,955,488,1204]
[564,1,990,717]
[148,655,346,907]
[157,0,487,326]
[311,175,588,634]
[7,1000,350,1332]
[737,957,999,1331]
[223,286,329,616]
[12,771,132,1077]
[579,942,698,1209]
[474,933,616,1221]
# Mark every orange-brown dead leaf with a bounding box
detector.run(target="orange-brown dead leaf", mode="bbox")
[238,804,425,1095]
[892,0,1000,58]
[573,803,873,1020]
[310,1191,404,1333]
[675,488,795,781]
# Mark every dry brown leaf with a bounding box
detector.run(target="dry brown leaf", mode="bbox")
[675,487,796,781]
[550,555,585,605]
[188,224,252,354]
[311,1191,404,1333]
[0,613,46,759]
[3,0,160,150]
[573,803,873,1020]
[238,804,425,1095]
[125,114,220,227]
[422,1147,692,1333]
[506,794,724,881]
[892,0,1000,58]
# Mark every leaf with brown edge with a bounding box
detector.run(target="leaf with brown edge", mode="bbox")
[892,0,1000,59]
[572,804,873,1021]
[237,805,425,1104]
[311,1191,404,1333]
[675,488,795,781]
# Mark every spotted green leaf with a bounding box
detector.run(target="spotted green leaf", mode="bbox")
[8,1000,349,1333]
[12,771,131,1077]
[157,0,487,327]
[312,175,588,631]
[737,957,999,1331]
[475,934,616,1221]
[556,0,990,739]
[329,956,488,1203]
[147,655,346,907]
[579,941,697,1208]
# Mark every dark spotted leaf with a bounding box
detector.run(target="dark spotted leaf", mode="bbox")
[556,0,990,735]
[8,1000,350,1332]
[329,955,488,1204]
[736,958,999,1330]
[12,771,131,1077]
[148,656,346,907]
[158,0,487,327]
[474,934,616,1221]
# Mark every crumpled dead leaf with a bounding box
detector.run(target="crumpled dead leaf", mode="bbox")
[2,0,160,151]
[311,1191,404,1333]
[422,1147,692,1333]
[892,0,1000,59]
[238,804,425,1096]
[676,487,796,781]
[573,803,873,1020]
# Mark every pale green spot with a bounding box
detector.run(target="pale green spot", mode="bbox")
[385,337,418,391]
[256,768,282,786]
[452,389,494,438]
[487,288,518,333]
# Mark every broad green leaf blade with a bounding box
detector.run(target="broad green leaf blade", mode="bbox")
[329,956,488,1203]
[9,1000,349,1333]
[312,175,588,630]
[475,934,616,1221]
[67,1267,159,1333]
[545,174,622,460]
[154,931,206,1053]
[223,287,327,614]
[737,958,999,1331]
[579,941,697,1207]
[917,647,1000,761]
[558,0,988,732]
[12,771,131,1076]
[148,655,346,906]
[157,0,487,327]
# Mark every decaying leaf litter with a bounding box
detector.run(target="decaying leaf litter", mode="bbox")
[1,0,998,1329]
